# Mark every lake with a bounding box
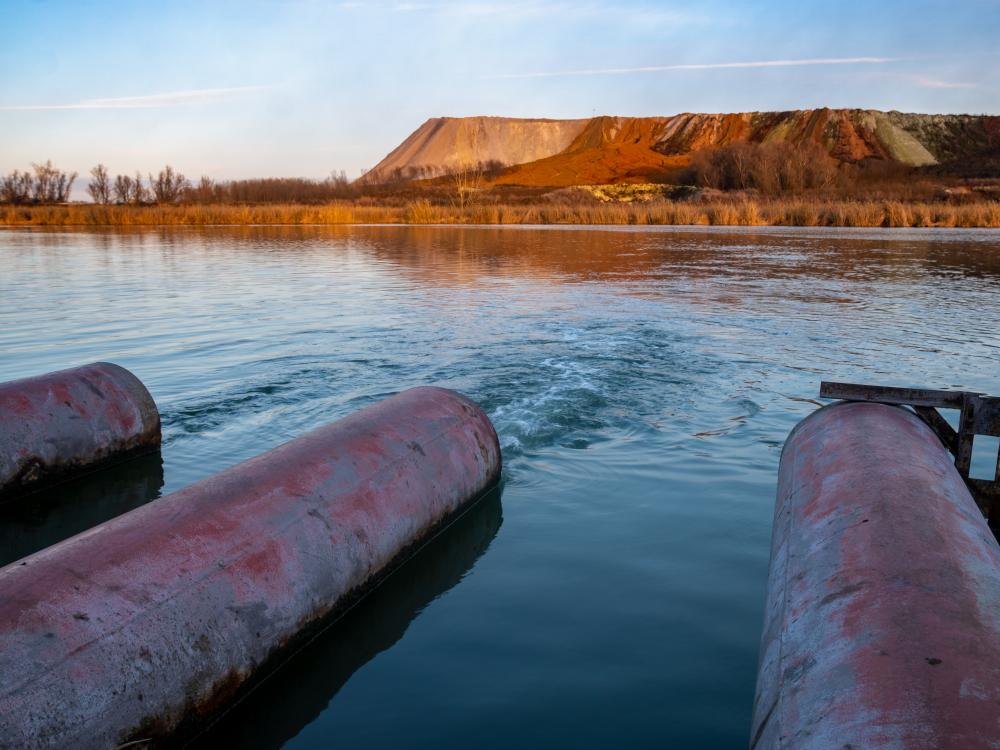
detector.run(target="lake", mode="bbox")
[2,225,999,748]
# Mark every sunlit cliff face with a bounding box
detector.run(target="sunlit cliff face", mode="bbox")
[365,110,1000,188]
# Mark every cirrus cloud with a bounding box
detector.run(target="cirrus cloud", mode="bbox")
[486,56,897,79]
[0,86,269,112]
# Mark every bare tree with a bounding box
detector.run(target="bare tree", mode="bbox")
[689,141,838,195]
[79,167,366,206]
[132,172,148,204]
[449,161,487,214]
[31,162,54,203]
[58,170,76,202]
[87,164,111,204]
[149,165,189,204]
[186,176,220,204]
[1,170,34,204]
[29,161,76,203]
[187,174,361,203]
[324,170,357,199]
[113,174,134,204]
[448,123,489,214]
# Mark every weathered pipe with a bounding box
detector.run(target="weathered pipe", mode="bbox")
[193,486,503,748]
[0,451,164,569]
[0,362,160,501]
[0,386,501,748]
[752,401,1000,750]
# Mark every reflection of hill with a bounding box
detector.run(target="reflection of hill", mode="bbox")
[59,225,1000,291]
[191,487,504,748]
[0,451,164,568]
[350,226,1000,287]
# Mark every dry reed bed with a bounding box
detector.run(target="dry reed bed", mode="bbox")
[2,200,999,228]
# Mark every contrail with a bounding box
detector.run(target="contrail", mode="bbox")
[0,86,268,111]
[487,57,896,79]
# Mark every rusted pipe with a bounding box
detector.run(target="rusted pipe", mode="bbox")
[0,451,164,568]
[752,401,1000,749]
[193,486,503,748]
[0,362,160,501]
[0,386,500,748]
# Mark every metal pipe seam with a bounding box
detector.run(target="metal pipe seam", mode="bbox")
[0,386,501,748]
[752,400,1000,749]
[0,362,161,501]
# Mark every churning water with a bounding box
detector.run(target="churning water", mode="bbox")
[2,225,1000,747]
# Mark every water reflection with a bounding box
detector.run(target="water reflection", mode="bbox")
[3,226,1000,748]
[13,225,1000,286]
[355,225,1000,289]
[191,487,503,749]
[0,451,164,567]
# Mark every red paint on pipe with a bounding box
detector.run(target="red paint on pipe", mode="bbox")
[0,362,160,500]
[752,401,1000,749]
[0,386,501,747]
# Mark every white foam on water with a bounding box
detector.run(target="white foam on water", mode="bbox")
[488,327,617,454]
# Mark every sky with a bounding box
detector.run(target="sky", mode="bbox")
[1,0,998,184]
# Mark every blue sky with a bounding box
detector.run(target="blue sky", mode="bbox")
[1,0,997,182]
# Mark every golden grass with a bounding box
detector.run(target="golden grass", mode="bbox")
[2,200,999,228]
[0,203,397,227]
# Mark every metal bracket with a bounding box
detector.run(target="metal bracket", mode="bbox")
[820,382,1000,520]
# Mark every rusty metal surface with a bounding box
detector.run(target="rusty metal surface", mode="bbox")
[912,405,959,455]
[820,381,1000,517]
[191,486,503,748]
[0,362,161,501]
[0,386,501,748]
[752,401,1000,749]
[818,381,968,408]
[956,395,1000,485]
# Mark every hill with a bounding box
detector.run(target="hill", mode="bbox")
[364,110,1000,187]
[362,116,588,184]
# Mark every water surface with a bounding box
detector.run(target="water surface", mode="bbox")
[2,225,999,748]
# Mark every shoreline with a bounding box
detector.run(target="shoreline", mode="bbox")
[2,199,999,229]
